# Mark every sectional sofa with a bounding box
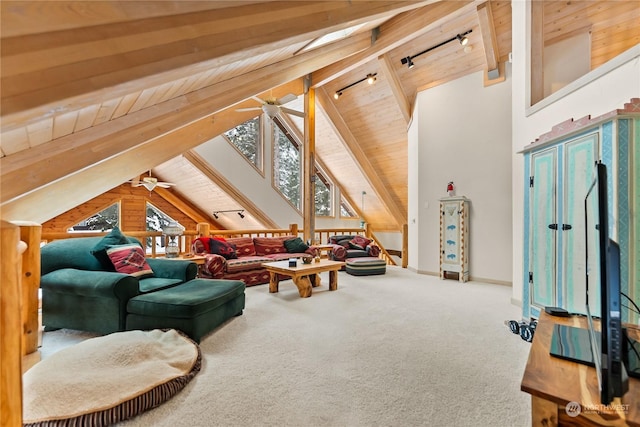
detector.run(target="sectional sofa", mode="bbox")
[193,235,317,286]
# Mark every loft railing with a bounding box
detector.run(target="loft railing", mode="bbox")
[41,223,402,266]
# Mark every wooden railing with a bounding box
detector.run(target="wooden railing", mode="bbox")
[41,223,402,266]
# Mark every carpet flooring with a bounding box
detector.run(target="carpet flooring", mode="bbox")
[40,266,532,427]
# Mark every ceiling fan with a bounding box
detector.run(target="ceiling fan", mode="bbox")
[236,94,304,119]
[129,172,175,191]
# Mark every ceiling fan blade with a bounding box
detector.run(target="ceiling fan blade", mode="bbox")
[276,93,297,105]
[280,107,305,117]
[235,107,262,112]
[250,96,265,104]
[157,182,175,188]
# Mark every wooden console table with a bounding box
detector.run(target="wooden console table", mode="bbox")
[521,312,640,426]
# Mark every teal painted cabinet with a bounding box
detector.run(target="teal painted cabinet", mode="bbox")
[521,103,639,323]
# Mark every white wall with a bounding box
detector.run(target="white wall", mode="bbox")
[511,0,640,307]
[194,117,304,229]
[408,69,513,284]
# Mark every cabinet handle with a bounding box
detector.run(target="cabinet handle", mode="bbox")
[562,224,572,231]
[548,224,558,230]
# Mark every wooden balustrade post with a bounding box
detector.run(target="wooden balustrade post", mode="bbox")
[12,221,42,356]
[289,224,298,237]
[197,222,210,237]
[1,220,25,426]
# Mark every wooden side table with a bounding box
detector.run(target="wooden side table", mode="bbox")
[521,312,640,426]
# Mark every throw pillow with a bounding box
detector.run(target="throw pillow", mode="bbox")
[105,244,154,277]
[191,237,210,254]
[209,238,237,260]
[283,237,309,253]
[90,227,130,271]
[348,235,372,250]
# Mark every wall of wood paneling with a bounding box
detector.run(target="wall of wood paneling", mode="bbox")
[41,184,205,234]
[543,0,640,69]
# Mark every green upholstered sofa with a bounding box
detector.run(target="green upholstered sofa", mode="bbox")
[40,233,198,334]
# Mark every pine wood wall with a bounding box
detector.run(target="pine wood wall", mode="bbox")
[42,184,210,233]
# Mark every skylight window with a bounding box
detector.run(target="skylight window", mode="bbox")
[299,23,365,53]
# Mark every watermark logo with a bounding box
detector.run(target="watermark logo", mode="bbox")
[565,401,630,417]
[566,401,582,417]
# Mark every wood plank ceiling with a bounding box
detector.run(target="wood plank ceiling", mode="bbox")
[1,1,638,231]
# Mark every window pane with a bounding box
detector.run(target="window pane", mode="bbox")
[224,116,261,168]
[315,173,331,216]
[146,203,177,254]
[274,121,301,209]
[340,198,357,217]
[68,203,119,231]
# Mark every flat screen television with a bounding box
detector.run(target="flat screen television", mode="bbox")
[549,161,629,404]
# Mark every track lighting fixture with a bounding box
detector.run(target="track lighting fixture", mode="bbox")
[401,29,472,69]
[212,209,246,220]
[333,73,377,100]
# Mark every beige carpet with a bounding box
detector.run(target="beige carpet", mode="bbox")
[41,267,531,426]
[24,329,201,426]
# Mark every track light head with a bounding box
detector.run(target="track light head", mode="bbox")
[213,212,219,219]
[407,57,415,69]
[367,74,376,85]
[334,91,341,100]
[237,211,245,219]
[457,34,469,46]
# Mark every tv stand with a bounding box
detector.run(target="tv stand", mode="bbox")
[521,312,640,426]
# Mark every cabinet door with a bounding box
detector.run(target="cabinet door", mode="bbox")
[441,201,461,272]
[562,134,598,314]
[530,148,558,309]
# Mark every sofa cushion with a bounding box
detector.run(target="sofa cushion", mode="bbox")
[226,237,256,257]
[225,256,272,274]
[127,279,245,319]
[209,238,237,259]
[106,244,154,278]
[138,277,184,294]
[264,253,302,262]
[91,227,130,270]
[283,237,309,253]
[254,236,294,256]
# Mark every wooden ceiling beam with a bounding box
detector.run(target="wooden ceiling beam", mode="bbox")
[377,53,411,124]
[182,151,279,229]
[311,0,475,88]
[1,0,433,125]
[476,1,502,82]
[152,186,212,226]
[0,34,370,207]
[316,87,407,227]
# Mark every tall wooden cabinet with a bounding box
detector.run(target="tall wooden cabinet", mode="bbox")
[521,100,640,323]
[439,196,470,282]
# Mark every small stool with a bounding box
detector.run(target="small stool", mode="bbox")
[126,279,245,342]
[345,257,386,276]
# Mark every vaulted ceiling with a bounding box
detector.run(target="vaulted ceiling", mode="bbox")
[1,1,637,231]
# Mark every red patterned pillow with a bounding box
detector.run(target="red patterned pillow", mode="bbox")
[191,237,210,254]
[226,237,256,257]
[349,235,372,250]
[106,244,154,277]
[254,236,292,256]
[209,238,237,259]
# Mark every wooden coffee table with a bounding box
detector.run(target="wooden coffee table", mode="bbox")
[262,259,345,298]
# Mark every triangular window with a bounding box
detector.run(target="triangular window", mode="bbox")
[224,116,263,170]
[68,203,119,231]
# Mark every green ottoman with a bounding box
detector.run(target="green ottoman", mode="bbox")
[126,279,245,342]
[345,257,386,276]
